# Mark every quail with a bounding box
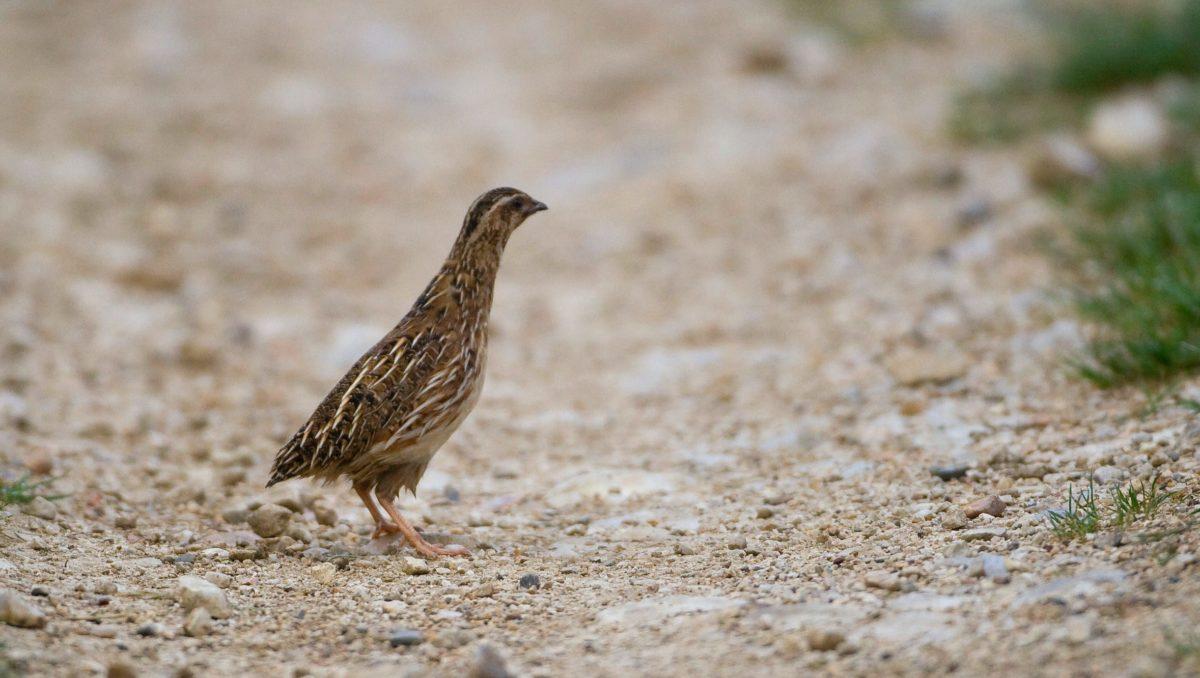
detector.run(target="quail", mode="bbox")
[268,187,548,558]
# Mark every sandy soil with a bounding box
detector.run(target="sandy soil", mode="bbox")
[1,2,1199,676]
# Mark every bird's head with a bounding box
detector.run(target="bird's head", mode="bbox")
[459,187,548,247]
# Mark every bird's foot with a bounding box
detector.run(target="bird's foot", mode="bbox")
[371,521,402,540]
[373,494,470,559]
[409,538,470,559]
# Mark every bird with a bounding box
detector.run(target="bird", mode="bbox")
[267,187,548,558]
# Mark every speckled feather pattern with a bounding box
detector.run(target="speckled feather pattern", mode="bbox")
[267,188,541,500]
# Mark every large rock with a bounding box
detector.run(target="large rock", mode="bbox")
[176,576,233,619]
[248,503,292,538]
[1087,96,1168,162]
[0,589,47,628]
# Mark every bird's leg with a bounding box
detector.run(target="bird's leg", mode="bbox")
[375,493,469,559]
[354,485,400,539]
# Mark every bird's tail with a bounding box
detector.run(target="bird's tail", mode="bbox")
[266,437,304,487]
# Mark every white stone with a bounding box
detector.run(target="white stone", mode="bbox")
[1087,96,1169,161]
[401,557,431,575]
[176,576,232,619]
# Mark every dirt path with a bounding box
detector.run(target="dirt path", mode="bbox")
[1,2,1198,676]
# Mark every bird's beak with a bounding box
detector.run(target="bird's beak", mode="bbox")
[526,201,548,215]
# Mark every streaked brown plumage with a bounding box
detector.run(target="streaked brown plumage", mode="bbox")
[268,187,547,558]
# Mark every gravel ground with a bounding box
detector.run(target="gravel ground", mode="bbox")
[2,2,1199,676]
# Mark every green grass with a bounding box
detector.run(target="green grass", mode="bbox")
[0,476,58,510]
[1065,162,1200,388]
[1113,476,1177,526]
[1169,82,1200,136]
[1047,475,1178,540]
[1049,0,1200,95]
[1047,479,1103,540]
[951,0,1200,144]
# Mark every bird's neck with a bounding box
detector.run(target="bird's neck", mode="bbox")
[413,236,506,332]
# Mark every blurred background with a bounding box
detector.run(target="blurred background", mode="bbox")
[5,1,1200,675]
[0,0,1015,467]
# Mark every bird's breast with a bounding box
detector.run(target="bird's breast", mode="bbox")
[364,345,487,467]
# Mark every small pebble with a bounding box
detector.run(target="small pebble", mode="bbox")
[107,661,138,678]
[389,628,424,647]
[469,643,513,678]
[930,465,968,481]
[433,628,474,649]
[964,495,1006,519]
[807,629,845,652]
[136,622,162,637]
[286,524,313,543]
[470,583,496,598]
[274,497,305,513]
[247,504,292,538]
[24,454,53,476]
[863,571,903,592]
[981,555,1010,584]
[941,509,968,531]
[0,589,47,628]
[402,557,431,576]
[956,199,992,229]
[961,527,1007,542]
[203,572,234,589]
[175,576,233,618]
[309,562,337,585]
[183,608,213,637]
[1092,465,1125,486]
[22,496,58,520]
[312,503,338,527]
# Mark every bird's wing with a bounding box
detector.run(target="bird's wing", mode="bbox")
[268,328,448,485]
